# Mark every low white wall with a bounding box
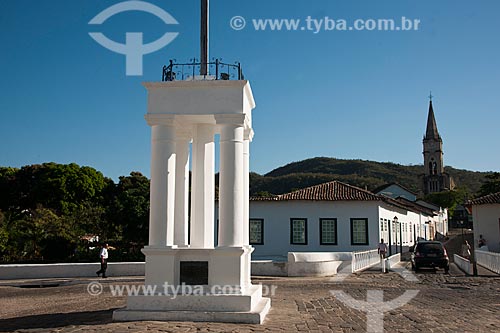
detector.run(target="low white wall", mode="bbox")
[454,254,473,275]
[287,252,350,277]
[476,250,500,274]
[0,262,145,280]
[1,252,356,280]
[288,260,342,277]
[386,253,401,270]
[251,260,288,276]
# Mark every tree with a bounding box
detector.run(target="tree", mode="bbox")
[478,172,500,197]
[0,210,8,256]
[108,172,150,244]
[9,206,77,261]
[423,188,468,216]
[9,163,107,215]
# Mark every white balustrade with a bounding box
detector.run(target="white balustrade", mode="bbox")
[476,250,500,274]
[351,249,380,273]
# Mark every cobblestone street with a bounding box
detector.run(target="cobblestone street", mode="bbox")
[1,263,499,333]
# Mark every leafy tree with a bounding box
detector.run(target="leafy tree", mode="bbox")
[423,188,468,216]
[108,172,150,244]
[0,210,8,256]
[9,206,76,260]
[478,172,500,197]
[9,163,106,215]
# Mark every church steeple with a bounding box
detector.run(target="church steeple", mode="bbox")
[422,94,454,194]
[425,100,441,141]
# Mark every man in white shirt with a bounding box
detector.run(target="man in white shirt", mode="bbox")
[96,243,109,278]
[378,239,388,259]
[378,239,388,273]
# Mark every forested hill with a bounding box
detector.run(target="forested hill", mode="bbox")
[249,157,490,197]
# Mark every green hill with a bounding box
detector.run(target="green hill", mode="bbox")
[249,157,490,197]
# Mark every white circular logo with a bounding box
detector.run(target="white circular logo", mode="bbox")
[230,16,246,30]
[87,281,103,296]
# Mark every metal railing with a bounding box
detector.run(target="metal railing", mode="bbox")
[162,58,244,82]
[476,250,500,274]
[351,249,380,273]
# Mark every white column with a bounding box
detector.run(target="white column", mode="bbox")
[242,137,250,246]
[148,123,176,247]
[218,115,245,247]
[190,124,215,248]
[174,135,190,247]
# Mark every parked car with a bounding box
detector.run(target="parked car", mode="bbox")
[411,241,449,273]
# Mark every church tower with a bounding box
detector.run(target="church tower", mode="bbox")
[422,97,454,194]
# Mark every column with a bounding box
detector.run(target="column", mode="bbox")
[190,124,215,248]
[174,135,190,247]
[148,123,176,247]
[242,132,252,246]
[217,115,246,247]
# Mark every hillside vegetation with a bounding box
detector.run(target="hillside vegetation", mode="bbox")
[0,159,494,263]
[250,157,490,197]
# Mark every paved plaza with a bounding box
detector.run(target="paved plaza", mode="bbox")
[1,263,499,333]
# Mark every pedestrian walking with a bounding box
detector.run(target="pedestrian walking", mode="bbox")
[461,240,471,259]
[478,235,487,248]
[96,243,109,278]
[378,239,388,273]
[378,239,388,259]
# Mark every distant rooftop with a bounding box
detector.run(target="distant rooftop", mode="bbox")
[469,192,500,205]
[250,180,381,202]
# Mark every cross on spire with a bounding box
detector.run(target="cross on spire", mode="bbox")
[429,91,433,101]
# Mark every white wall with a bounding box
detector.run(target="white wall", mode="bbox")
[247,201,382,257]
[472,204,500,253]
[378,205,416,254]
[0,262,145,280]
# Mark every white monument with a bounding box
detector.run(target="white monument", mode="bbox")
[113,1,270,324]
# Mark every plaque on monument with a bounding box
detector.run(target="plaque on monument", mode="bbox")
[179,261,209,285]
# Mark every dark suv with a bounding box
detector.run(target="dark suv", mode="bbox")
[411,241,449,273]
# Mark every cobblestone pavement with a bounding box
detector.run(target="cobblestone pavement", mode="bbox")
[0,263,499,333]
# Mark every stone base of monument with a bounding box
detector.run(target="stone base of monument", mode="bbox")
[113,246,270,324]
[112,284,271,324]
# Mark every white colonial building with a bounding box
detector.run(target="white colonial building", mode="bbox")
[469,192,500,253]
[216,181,447,259]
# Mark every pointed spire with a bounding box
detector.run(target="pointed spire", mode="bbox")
[425,99,440,140]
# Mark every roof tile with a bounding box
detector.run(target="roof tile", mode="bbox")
[250,181,380,202]
[469,192,500,205]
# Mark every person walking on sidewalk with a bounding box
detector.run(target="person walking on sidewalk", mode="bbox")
[378,239,388,259]
[378,239,388,273]
[96,243,109,278]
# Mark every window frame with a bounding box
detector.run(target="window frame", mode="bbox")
[290,218,308,245]
[320,218,338,245]
[350,218,369,245]
[249,218,264,245]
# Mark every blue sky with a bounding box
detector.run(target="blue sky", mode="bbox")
[1,0,499,181]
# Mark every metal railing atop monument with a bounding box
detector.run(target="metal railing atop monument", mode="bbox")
[162,58,244,81]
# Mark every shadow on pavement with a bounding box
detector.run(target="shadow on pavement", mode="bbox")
[0,308,117,332]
